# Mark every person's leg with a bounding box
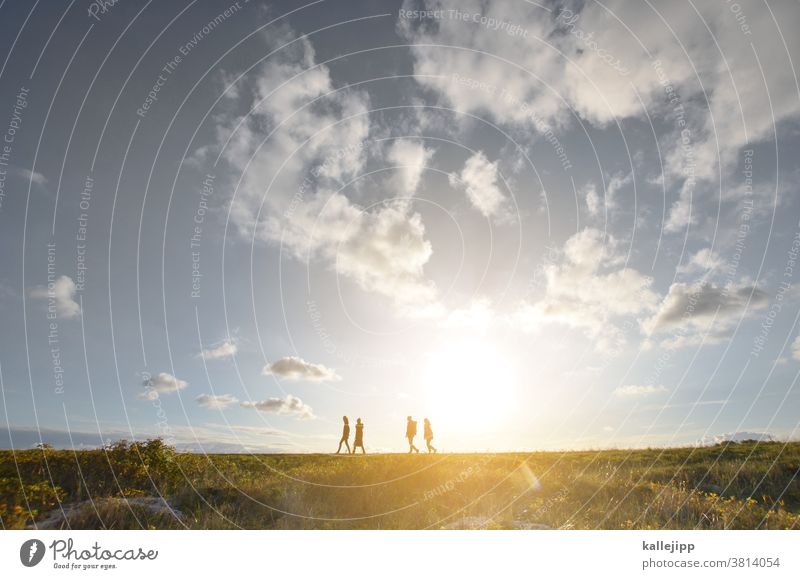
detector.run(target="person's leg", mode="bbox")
[337,439,343,453]
[345,440,351,453]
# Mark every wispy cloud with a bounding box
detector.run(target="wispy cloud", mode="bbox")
[196,393,239,409]
[262,356,340,382]
[199,340,237,360]
[241,395,315,420]
[613,384,668,397]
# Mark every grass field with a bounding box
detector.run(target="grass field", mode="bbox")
[1,439,798,530]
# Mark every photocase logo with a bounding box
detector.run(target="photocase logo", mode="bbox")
[20,539,46,567]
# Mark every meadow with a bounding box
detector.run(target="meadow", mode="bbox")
[1,439,798,530]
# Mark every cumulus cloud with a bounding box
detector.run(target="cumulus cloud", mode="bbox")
[200,340,237,360]
[400,0,800,223]
[448,151,507,218]
[386,139,434,195]
[604,172,632,213]
[664,180,696,234]
[584,183,600,217]
[613,384,668,397]
[196,393,239,409]
[262,356,341,382]
[198,29,439,311]
[678,248,722,276]
[329,201,437,305]
[514,228,658,350]
[29,275,81,319]
[138,372,188,400]
[241,394,315,420]
[642,282,769,348]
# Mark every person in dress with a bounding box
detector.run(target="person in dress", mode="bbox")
[352,418,366,454]
[424,418,437,453]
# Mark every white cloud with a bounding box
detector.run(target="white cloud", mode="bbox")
[678,248,722,275]
[448,151,507,218]
[700,431,776,446]
[200,340,237,360]
[642,282,769,348]
[664,180,696,233]
[514,228,658,350]
[613,384,667,397]
[791,335,800,361]
[19,168,47,185]
[241,394,315,420]
[605,172,632,213]
[262,356,341,382]
[138,372,188,400]
[274,197,437,307]
[29,275,81,319]
[401,0,800,212]
[386,139,434,195]
[584,183,600,217]
[199,30,440,312]
[196,393,239,409]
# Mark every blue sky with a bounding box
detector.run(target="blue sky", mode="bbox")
[1,0,799,452]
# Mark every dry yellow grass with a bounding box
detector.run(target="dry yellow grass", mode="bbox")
[2,439,798,529]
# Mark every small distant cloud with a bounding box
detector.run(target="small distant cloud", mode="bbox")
[262,356,340,382]
[583,182,600,216]
[241,394,314,420]
[19,168,47,186]
[200,340,237,360]
[677,248,722,275]
[449,151,508,219]
[613,384,668,397]
[700,431,776,445]
[138,372,188,400]
[791,335,800,361]
[29,275,81,319]
[196,393,239,409]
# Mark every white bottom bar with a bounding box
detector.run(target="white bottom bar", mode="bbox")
[1,531,798,578]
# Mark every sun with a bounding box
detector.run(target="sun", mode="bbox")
[422,338,517,433]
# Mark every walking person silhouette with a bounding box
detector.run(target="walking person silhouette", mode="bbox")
[406,416,419,453]
[336,416,350,454]
[351,418,366,454]
[424,418,437,453]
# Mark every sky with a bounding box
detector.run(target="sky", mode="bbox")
[1,0,799,453]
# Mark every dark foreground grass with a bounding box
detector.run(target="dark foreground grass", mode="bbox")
[1,440,798,529]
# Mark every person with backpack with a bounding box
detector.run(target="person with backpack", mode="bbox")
[336,416,351,454]
[406,416,419,453]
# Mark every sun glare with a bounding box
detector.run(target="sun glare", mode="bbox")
[423,339,517,433]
